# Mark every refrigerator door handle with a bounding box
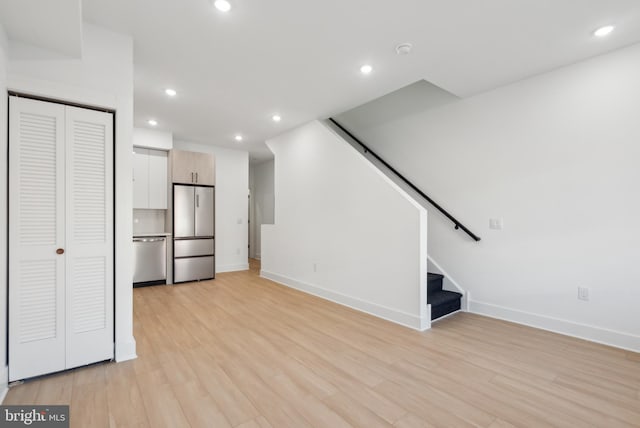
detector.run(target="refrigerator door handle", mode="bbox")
[196,194,199,207]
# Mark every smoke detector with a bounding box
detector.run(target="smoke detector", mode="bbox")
[395,43,413,55]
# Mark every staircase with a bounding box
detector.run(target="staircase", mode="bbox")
[428,273,462,320]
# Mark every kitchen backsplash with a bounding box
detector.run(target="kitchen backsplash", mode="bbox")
[133,209,167,235]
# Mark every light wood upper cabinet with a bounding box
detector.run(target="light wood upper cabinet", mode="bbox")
[170,149,215,185]
[133,148,168,209]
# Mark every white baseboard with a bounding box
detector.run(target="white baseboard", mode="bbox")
[115,337,137,362]
[0,365,7,404]
[261,270,429,331]
[469,300,640,352]
[217,263,250,273]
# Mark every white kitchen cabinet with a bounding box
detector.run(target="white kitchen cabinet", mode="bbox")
[8,96,114,381]
[133,148,149,208]
[133,147,168,209]
[148,149,168,208]
[170,149,215,185]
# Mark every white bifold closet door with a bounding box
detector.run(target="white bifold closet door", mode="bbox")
[9,96,114,381]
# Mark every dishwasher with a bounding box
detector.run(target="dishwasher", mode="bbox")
[133,236,167,287]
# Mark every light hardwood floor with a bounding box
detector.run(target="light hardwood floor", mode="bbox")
[5,259,640,427]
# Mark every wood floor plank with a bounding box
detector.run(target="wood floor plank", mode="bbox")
[393,413,437,428]
[322,392,393,428]
[375,380,477,427]
[260,328,407,423]
[182,347,260,426]
[487,419,518,428]
[135,367,191,428]
[491,374,637,427]
[4,258,638,428]
[235,416,273,428]
[104,361,149,428]
[390,359,562,427]
[2,381,40,405]
[70,381,109,428]
[216,355,312,427]
[33,372,73,405]
[172,380,233,428]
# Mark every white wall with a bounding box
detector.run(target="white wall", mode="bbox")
[262,121,428,329]
[174,141,249,272]
[133,127,173,151]
[6,23,137,361]
[0,23,9,401]
[338,43,640,351]
[249,160,274,259]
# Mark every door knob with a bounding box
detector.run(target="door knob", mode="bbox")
[56,248,64,255]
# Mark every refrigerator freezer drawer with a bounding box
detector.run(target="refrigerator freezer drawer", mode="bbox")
[174,256,214,283]
[174,238,214,258]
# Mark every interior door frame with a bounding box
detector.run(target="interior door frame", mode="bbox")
[7,91,116,379]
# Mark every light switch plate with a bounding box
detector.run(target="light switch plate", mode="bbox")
[489,218,504,230]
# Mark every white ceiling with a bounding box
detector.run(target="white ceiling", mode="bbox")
[76,0,640,161]
[0,0,82,58]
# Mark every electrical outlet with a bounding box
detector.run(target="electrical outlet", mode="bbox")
[578,286,589,301]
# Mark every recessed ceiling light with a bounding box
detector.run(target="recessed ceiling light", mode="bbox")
[360,64,373,75]
[165,88,177,97]
[148,119,158,126]
[234,134,243,142]
[214,0,231,12]
[272,114,282,122]
[594,25,614,37]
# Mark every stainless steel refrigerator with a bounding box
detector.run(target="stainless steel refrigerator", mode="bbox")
[173,184,215,283]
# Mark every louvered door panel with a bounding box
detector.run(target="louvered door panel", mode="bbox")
[65,106,114,368]
[71,257,106,333]
[19,260,57,342]
[71,120,107,242]
[9,97,66,381]
[17,114,58,245]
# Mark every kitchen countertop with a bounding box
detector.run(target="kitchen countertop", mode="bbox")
[133,232,172,237]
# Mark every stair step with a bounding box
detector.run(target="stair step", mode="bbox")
[428,290,461,306]
[427,272,444,294]
[429,290,462,321]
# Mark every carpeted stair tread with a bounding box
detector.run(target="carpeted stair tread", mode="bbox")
[429,290,462,320]
[428,290,462,306]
